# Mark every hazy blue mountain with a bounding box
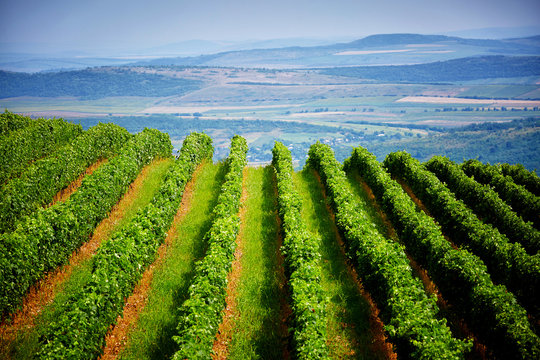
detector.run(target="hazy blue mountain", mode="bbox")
[2,33,540,72]
[2,55,538,100]
[0,37,351,72]
[322,55,540,83]
[0,68,201,99]
[0,55,138,73]
[135,33,540,68]
[444,26,540,40]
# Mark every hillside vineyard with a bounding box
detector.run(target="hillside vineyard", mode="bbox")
[0,115,539,359]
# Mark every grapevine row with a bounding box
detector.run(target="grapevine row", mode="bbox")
[384,151,540,318]
[0,110,33,136]
[462,159,539,228]
[500,162,540,196]
[308,142,470,359]
[0,122,131,233]
[425,156,540,254]
[0,117,82,185]
[346,146,540,359]
[172,135,247,360]
[272,141,329,358]
[36,132,213,359]
[0,128,172,318]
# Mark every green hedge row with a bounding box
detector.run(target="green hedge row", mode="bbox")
[385,151,540,318]
[36,132,213,359]
[425,156,539,254]
[308,142,470,359]
[0,117,82,185]
[500,163,540,196]
[462,159,540,228]
[0,110,33,136]
[0,122,131,233]
[346,146,540,359]
[172,135,247,360]
[0,128,172,318]
[272,142,329,359]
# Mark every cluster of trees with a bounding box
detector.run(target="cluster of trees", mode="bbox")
[0,68,201,99]
[323,56,540,83]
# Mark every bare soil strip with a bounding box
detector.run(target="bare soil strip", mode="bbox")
[355,173,489,359]
[211,168,248,359]
[99,162,205,360]
[272,175,293,360]
[47,158,108,207]
[212,168,291,359]
[0,158,170,356]
[314,171,397,359]
[395,179,460,251]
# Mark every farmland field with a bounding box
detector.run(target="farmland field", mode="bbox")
[2,62,539,169]
[1,114,538,359]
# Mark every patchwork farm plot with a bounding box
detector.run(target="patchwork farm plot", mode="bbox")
[0,112,539,359]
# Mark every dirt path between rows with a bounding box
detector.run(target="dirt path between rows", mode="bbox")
[211,168,248,359]
[355,173,489,359]
[99,162,205,360]
[0,159,169,358]
[314,171,397,360]
[212,168,291,359]
[47,158,108,207]
[272,174,293,360]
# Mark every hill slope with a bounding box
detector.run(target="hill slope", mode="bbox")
[137,33,540,68]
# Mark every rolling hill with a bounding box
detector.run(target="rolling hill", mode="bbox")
[136,33,540,68]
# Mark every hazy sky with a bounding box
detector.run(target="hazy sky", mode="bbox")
[1,0,540,51]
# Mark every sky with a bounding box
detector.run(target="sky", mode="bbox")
[1,0,540,53]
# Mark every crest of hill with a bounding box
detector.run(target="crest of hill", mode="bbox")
[321,55,540,83]
[134,33,540,68]
[342,33,540,49]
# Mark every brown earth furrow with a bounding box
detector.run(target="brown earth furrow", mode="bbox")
[211,168,248,360]
[314,171,397,359]
[271,174,293,360]
[355,173,489,360]
[395,178,461,251]
[355,175,440,295]
[47,158,108,207]
[99,161,205,360]
[0,158,169,358]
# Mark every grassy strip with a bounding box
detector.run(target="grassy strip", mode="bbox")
[385,151,540,318]
[308,142,470,360]
[271,142,328,358]
[0,116,82,184]
[36,132,213,359]
[500,163,540,196]
[462,159,540,228]
[295,169,390,359]
[0,128,171,318]
[2,158,175,360]
[425,156,540,254]
[0,123,131,232]
[118,162,225,360]
[172,135,247,360]
[346,146,540,359]
[222,166,285,358]
[0,111,32,136]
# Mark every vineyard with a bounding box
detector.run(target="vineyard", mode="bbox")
[0,111,539,360]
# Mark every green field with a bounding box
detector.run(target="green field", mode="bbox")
[1,117,539,359]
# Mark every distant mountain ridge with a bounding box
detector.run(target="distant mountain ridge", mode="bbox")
[2,33,540,72]
[322,55,540,83]
[134,33,540,68]
[1,55,539,99]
